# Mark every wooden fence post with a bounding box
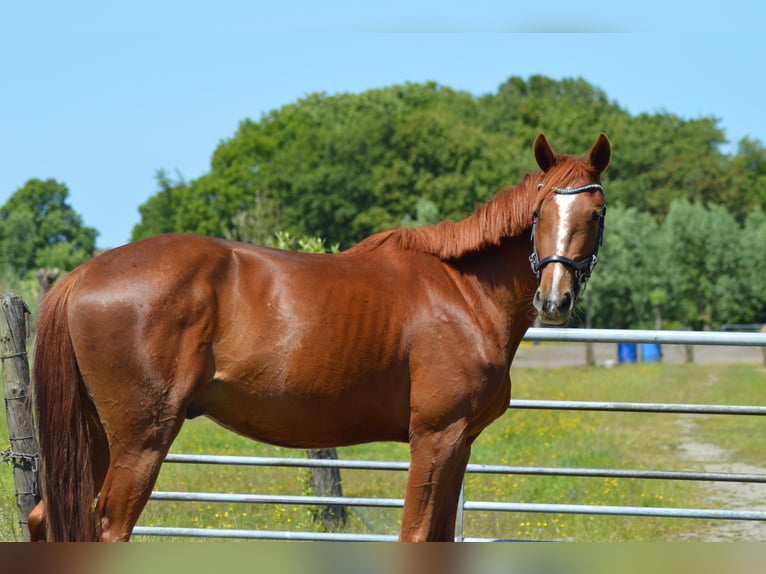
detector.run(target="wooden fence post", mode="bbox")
[307,448,348,531]
[0,293,39,541]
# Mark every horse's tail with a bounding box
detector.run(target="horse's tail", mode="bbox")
[33,271,98,541]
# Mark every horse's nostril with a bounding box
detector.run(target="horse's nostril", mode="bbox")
[559,292,573,313]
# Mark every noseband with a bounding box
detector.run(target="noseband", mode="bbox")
[529,183,606,286]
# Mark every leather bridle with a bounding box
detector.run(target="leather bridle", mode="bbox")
[529,182,606,286]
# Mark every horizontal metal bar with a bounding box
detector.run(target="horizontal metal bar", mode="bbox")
[466,463,766,484]
[510,399,766,415]
[523,327,766,346]
[133,499,766,541]
[164,454,766,484]
[131,526,397,541]
[130,525,511,542]
[462,501,766,522]
[149,490,404,508]
[164,453,410,471]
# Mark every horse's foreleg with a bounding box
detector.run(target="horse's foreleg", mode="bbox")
[400,422,471,542]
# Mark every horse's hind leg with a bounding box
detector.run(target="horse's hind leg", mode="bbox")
[28,502,46,541]
[77,313,215,541]
[94,398,188,542]
[96,449,171,541]
[400,421,472,542]
[91,368,208,540]
[29,418,178,542]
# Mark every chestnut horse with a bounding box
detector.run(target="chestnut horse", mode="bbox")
[30,133,610,541]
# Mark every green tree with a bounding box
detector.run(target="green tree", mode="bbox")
[724,137,766,220]
[737,210,766,323]
[401,197,442,227]
[134,83,519,247]
[131,169,186,240]
[0,178,97,274]
[589,207,664,328]
[479,75,631,157]
[606,113,729,215]
[222,191,285,246]
[660,200,742,329]
[269,231,339,254]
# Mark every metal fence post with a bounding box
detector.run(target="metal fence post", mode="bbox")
[455,479,465,542]
[1,293,39,541]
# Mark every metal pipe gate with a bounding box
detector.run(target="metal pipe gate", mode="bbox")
[132,328,766,541]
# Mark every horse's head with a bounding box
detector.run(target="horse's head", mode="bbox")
[530,133,611,326]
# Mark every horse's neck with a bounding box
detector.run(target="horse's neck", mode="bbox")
[450,233,538,339]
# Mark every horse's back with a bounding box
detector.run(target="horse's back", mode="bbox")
[70,232,234,295]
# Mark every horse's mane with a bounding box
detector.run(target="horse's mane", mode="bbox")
[349,174,538,260]
[349,158,598,261]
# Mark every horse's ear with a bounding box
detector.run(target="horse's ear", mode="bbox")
[534,133,557,172]
[589,133,611,173]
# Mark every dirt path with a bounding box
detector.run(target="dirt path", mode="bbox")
[513,343,766,540]
[676,417,766,541]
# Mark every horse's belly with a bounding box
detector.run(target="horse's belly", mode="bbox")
[191,376,411,448]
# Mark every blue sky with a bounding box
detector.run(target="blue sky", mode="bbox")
[2,2,764,249]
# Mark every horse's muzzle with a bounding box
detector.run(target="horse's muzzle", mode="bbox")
[533,287,575,326]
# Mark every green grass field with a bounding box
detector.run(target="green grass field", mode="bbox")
[2,360,765,542]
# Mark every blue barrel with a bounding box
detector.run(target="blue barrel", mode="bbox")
[641,343,662,363]
[617,343,638,364]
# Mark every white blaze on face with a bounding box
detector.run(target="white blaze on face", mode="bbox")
[550,193,578,296]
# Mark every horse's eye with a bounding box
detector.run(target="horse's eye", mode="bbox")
[591,207,606,222]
